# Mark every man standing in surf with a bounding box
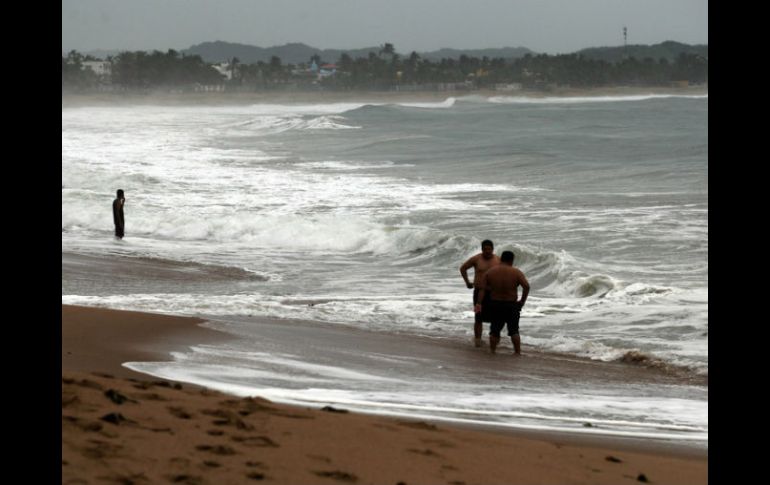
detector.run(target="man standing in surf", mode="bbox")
[476,250,530,355]
[460,240,500,347]
[113,189,125,239]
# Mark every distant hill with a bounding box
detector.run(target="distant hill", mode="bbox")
[182,41,535,64]
[77,40,706,65]
[182,41,381,64]
[418,47,534,61]
[68,48,122,59]
[576,41,708,63]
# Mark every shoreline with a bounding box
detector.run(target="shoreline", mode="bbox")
[61,85,707,108]
[62,304,233,382]
[61,304,707,484]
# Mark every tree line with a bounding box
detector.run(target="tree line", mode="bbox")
[62,49,222,91]
[62,44,707,92]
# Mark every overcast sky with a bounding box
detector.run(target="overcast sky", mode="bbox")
[62,0,708,55]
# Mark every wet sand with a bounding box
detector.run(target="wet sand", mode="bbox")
[62,304,707,484]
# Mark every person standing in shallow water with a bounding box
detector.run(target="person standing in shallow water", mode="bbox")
[113,189,125,239]
[459,240,500,347]
[476,250,530,355]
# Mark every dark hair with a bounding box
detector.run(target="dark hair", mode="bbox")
[481,239,494,249]
[117,189,124,197]
[501,250,514,263]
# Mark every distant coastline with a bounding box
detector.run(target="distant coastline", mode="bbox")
[63,42,708,101]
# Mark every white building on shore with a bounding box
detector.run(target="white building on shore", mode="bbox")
[82,61,112,78]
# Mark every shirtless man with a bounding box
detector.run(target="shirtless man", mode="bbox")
[476,250,530,355]
[113,189,125,239]
[460,240,501,347]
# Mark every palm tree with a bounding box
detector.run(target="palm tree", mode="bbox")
[379,43,395,58]
[229,57,240,83]
[338,53,352,70]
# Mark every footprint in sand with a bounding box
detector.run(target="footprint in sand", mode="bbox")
[82,439,123,459]
[63,415,103,432]
[62,392,80,408]
[167,406,194,419]
[70,378,104,390]
[230,435,279,447]
[104,389,136,404]
[134,392,167,401]
[100,412,135,425]
[312,470,358,482]
[152,380,182,390]
[166,474,203,484]
[202,408,254,430]
[195,444,237,455]
[100,473,148,484]
[219,397,275,415]
[406,448,442,458]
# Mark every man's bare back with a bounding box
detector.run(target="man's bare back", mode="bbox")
[476,250,530,355]
[482,265,529,302]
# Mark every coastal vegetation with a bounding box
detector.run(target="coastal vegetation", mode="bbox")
[62,42,707,93]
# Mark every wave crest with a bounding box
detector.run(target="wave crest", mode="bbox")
[488,94,708,105]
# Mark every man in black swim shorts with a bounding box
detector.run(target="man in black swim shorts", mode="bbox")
[476,250,530,354]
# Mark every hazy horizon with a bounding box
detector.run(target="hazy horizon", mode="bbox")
[62,0,707,56]
[66,39,708,58]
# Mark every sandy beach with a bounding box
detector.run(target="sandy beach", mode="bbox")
[62,304,707,484]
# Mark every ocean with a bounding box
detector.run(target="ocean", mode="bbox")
[62,92,708,446]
